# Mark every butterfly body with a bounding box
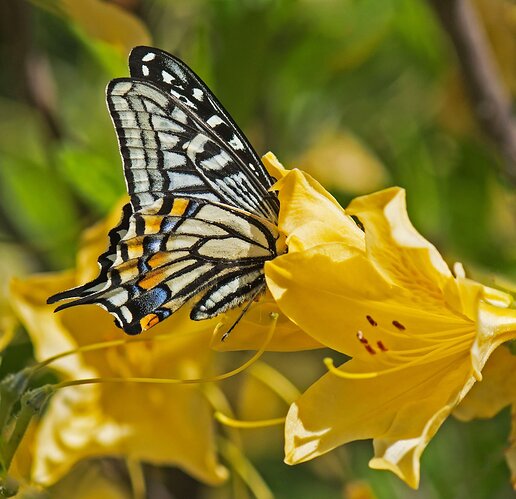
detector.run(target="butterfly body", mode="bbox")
[48,47,281,335]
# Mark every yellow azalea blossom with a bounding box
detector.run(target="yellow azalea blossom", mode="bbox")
[455,345,516,489]
[262,154,516,488]
[9,200,227,487]
[10,421,131,499]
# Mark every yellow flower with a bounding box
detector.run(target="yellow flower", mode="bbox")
[9,200,227,487]
[262,155,516,488]
[454,345,516,489]
[9,421,131,499]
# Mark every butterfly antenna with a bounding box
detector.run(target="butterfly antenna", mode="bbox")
[221,284,266,342]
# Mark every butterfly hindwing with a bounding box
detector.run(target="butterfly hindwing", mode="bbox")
[50,197,278,334]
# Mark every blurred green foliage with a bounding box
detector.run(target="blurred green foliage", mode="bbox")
[0,0,515,497]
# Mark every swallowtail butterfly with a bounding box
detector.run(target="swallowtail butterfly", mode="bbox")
[48,46,281,335]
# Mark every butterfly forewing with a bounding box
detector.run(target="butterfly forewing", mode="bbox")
[48,47,281,334]
[129,47,278,195]
[108,79,278,222]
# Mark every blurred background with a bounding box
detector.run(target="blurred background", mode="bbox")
[0,0,515,498]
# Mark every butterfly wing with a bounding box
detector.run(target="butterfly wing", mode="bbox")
[107,78,278,221]
[49,196,277,334]
[48,50,280,334]
[128,46,277,195]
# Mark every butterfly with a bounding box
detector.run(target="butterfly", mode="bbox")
[47,46,281,335]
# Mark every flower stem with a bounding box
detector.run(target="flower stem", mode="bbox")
[218,437,273,499]
[248,362,300,404]
[0,370,31,437]
[0,385,53,474]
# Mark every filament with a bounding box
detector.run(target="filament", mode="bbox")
[325,339,469,380]
[215,412,285,429]
[248,362,300,404]
[32,328,201,373]
[54,313,278,390]
[218,437,273,499]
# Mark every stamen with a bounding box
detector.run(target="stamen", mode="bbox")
[324,339,471,380]
[126,459,146,499]
[248,362,300,404]
[356,331,378,354]
[54,313,279,390]
[366,315,377,327]
[377,341,388,352]
[32,328,201,374]
[356,330,368,344]
[384,335,473,360]
[215,412,285,429]
[218,438,273,499]
[392,320,406,330]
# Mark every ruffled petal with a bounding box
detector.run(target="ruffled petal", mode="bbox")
[455,346,516,421]
[347,188,464,315]
[10,274,95,378]
[272,167,364,253]
[32,332,227,486]
[285,351,473,488]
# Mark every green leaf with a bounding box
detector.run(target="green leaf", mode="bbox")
[56,145,125,215]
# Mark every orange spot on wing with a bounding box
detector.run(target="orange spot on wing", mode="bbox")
[147,252,170,269]
[140,313,160,331]
[126,243,145,260]
[170,198,190,216]
[115,260,140,281]
[144,215,163,234]
[139,269,166,290]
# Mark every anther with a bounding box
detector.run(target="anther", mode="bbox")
[377,341,388,352]
[365,345,376,355]
[356,330,368,344]
[366,315,377,327]
[392,320,406,330]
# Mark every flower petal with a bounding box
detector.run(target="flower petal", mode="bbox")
[11,267,228,486]
[346,188,462,315]
[285,351,473,488]
[30,330,228,486]
[272,167,364,252]
[262,152,288,181]
[10,274,95,378]
[454,346,516,421]
[266,243,473,359]
[472,301,516,377]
